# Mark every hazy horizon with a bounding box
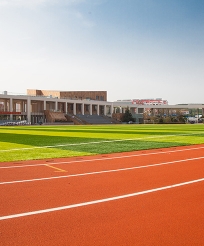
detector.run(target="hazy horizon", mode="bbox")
[1,0,204,104]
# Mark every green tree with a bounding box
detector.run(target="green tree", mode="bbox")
[122,108,135,123]
[158,117,164,124]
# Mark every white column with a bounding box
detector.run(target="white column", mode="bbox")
[104,105,107,115]
[73,103,76,115]
[43,100,46,111]
[111,104,114,115]
[27,97,31,122]
[9,98,13,111]
[97,104,99,115]
[82,103,84,115]
[9,98,13,120]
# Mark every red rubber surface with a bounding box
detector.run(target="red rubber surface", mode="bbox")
[1,144,204,245]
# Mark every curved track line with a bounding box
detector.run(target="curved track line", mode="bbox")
[1,156,204,185]
[1,178,204,221]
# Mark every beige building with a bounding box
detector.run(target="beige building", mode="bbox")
[0,89,204,124]
[0,90,111,124]
[27,89,107,101]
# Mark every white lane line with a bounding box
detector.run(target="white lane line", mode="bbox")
[1,132,203,152]
[1,145,204,169]
[1,156,204,185]
[1,177,204,221]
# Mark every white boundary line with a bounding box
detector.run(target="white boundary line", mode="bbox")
[1,132,204,152]
[1,145,204,169]
[1,177,204,221]
[1,156,204,185]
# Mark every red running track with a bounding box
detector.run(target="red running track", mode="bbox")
[0,144,204,246]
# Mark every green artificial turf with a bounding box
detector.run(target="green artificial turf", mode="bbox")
[0,124,204,162]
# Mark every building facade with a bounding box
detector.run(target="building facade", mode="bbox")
[27,89,107,101]
[0,90,204,124]
[0,90,111,124]
[117,98,168,105]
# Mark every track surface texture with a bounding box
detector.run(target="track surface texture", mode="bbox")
[1,144,204,246]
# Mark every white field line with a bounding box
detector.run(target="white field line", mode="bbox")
[1,177,204,221]
[0,132,204,152]
[1,145,204,169]
[1,156,204,185]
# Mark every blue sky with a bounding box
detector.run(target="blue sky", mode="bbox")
[0,0,204,104]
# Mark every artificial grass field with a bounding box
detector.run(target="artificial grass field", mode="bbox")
[0,124,204,162]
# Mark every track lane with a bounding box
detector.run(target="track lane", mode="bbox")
[0,145,204,183]
[1,157,204,217]
[1,144,204,245]
[1,182,204,246]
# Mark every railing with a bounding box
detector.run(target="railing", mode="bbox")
[0,120,31,126]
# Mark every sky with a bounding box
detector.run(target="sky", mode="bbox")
[0,0,204,104]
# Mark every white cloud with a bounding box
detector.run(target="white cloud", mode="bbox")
[0,0,86,8]
[0,0,48,7]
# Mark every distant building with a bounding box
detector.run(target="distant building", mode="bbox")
[0,90,204,124]
[27,89,107,101]
[131,98,168,105]
[117,98,168,105]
